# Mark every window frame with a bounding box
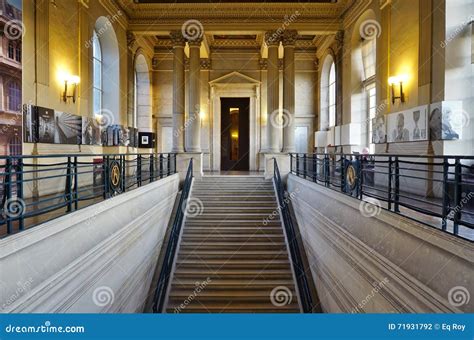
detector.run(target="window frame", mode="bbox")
[92,30,103,115]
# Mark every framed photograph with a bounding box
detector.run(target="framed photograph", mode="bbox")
[138,132,155,148]
[37,106,56,144]
[120,126,131,147]
[23,104,38,143]
[82,117,101,145]
[386,106,428,143]
[54,112,82,144]
[429,101,463,140]
[371,116,386,144]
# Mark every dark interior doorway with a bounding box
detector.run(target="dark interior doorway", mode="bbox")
[220,97,250,171]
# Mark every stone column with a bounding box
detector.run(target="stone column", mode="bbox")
[282,30,297,153]
[170,30,186,153]
[186,36,202,152]
[265,31,280,153]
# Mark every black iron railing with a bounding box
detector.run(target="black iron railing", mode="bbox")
[290,153,474,241]
[0,153,177,237]
[153,158,193,313]
[273,158,314,313]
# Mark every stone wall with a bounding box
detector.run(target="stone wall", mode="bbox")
[288,174,473,313]
[0,174,179,313]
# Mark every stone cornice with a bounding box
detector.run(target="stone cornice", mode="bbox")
[114,0,351,21]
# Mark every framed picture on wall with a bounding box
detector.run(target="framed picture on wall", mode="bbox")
[82,117,101,145]
[138,132,155,148]
[54,112,82,144]
[37,106,56,144]
[371,116,386,144]
[429,101,463,140]
[386,105,428,143]
[23,104,38,143]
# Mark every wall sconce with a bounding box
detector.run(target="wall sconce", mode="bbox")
[388,75,408,104]
[62,75,80,103]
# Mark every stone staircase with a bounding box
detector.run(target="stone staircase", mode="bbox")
[164,176,301,313]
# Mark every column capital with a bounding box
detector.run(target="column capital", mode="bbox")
[187,36,203,47]
[170,30,186,47]
[264,30,281,47]
[282,30,298,47]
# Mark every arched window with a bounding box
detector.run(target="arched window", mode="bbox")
[328,62,336,128]
[134,53,152,132]
[320,54,336,131]
[92,17,119,122]
[92,30,102,115]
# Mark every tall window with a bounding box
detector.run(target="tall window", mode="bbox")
[8,81,21,111]
[367,85,376,153]
[362,37,376,152]
[15,45,21,62]
[92,31,102,115]
[328,62,336,128]
[8,42,14,59]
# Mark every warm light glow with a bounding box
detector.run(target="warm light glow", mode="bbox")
[388,74,409,85]
[58,71,80,84]
[67,75,80,84]
[231,132,239,139]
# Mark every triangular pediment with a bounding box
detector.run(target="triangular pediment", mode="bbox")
[209,71,260,85]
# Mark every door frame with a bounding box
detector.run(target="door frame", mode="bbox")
[209,72,261,171]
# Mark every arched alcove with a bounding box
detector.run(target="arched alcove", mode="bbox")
[320,53,336,131]
[93,16,120,123]
[134,53,152,132]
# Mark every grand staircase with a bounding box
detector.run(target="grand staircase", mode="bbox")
[164,176,301,313]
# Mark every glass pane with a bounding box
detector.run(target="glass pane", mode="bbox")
[93,58,102,89]
[93,88,102,114]
[92,31,101,59]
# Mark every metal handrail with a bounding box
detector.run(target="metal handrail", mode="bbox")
[289,153,474,241]
[152,158,193,313]
[273,158,314,313]
[0,153,178,237]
